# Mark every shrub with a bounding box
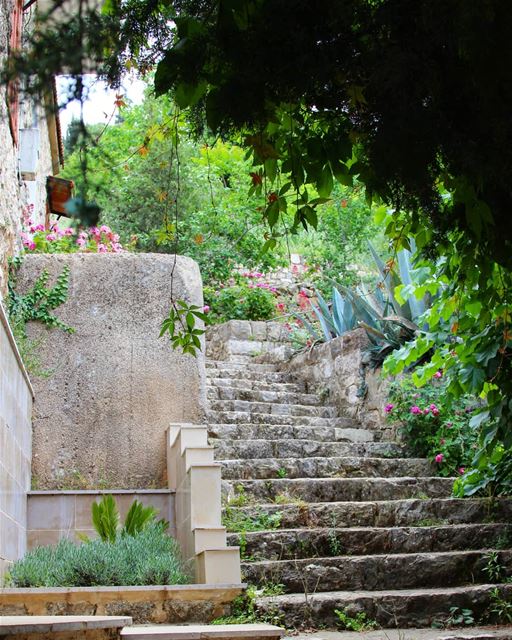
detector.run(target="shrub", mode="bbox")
[6,523,190,587]
[205,278,277,323]
[386,374,480,477]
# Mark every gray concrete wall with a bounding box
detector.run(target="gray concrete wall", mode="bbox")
[0,302,33,584]
[27,489,176,548]
[18,253,206,489]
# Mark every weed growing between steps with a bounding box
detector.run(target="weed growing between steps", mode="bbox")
[223,507,282,534]
[6,523,189,587]
[211,585,285,627]
[334,609,378,631]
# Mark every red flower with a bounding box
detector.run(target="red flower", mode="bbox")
[250,172,262,186]
[268,192,278,203]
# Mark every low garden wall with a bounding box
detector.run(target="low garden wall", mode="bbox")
[206,320,293,362]
[0,302,33,584]
[0,584,244,624]
[17,253,206,489]
[27,490,176,549]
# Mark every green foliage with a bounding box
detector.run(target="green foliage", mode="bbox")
[334,608,378,631]
[211,585,284,627]
[386,375,479,477]
[222,507,282,534]
[442,607,475,628]
[6,523,189,587]
[92,494,119,543]
[205,280,277,324]
[90,495,162,543]
[7,260,74,338]
[487,588,512,624]
[159,300,207,356]
[482,551,510,584]
[384,249,512,496]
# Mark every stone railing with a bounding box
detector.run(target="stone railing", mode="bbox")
[167,423,241,584]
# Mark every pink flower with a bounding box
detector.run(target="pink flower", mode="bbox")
[433,371,442,379]
[276,302,286,312]
[410,406,422,414]
[384,403,394,413]
[458,467,465,475]
[76,238,86,247]
[435,454,444,463]
[97,243,108,253]
[100,225,111,234]
[423,408,430,415]
[64,227,75,236]
[90,227,101,237]
[78,230,88,240]
[446,421,453,428]
[203,305,210,313]
[27,241,36,251]
[46,233,56,241]
[34,223,45,232]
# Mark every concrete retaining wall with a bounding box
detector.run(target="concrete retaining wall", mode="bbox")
[0,302,33,583]
[17,253,206,489]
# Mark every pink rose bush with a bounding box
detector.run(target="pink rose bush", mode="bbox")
[385,374,481,478]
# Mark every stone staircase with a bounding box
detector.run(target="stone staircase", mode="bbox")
[205,336,512,632]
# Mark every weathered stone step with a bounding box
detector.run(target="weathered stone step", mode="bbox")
[229,523,512,560]
[207,377,305,393]
[227,497,512,530]
[295,628,512,640]
[208,399,337,418]
[206,411,371,428]
[121,624,284,640]
[220,456,433,480]
[226,477,454,503]
[207,386,323,406]
[207,422,373,444]
[213,438,381,460]
[243,549,512,592]
[206,361,281,373]
[255,583,512,629]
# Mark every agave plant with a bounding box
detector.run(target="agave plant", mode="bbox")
[295,242,430,367]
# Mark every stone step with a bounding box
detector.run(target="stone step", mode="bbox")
[219,456,433,480]
[121,624,284,640]
[208,399,337,418]
[242,549,512,592]
[226,497,512,530]
[206,411,371,428]
[206,361,281,373]
[207,386,323,406]
[294,628,512,640]
[207,377,306,393]
[225,477,455,504]
[208,419,396,448]
[213,439,384,460]
[255,583,512,629]
[228,523,512,560]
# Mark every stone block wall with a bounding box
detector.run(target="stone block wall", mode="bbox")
[0,301,33,583]
[17,253,206,489]
[27,490,176,549]
[282,328,391,434]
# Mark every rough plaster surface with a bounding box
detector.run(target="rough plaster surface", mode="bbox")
[18,253,206,489]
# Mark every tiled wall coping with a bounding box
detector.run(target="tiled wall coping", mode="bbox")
[0,584,244,595]
[29,489,176,496]
[0,300,34,399]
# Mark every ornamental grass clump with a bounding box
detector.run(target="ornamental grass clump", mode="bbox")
[6,523,190,587]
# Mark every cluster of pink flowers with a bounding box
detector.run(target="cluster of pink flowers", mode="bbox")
[241,271,264,279]
[247,281,278,292]
[384,403,394,413]
[21,217,124,253]
[410,403,440,416]
[76,225,123,253]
